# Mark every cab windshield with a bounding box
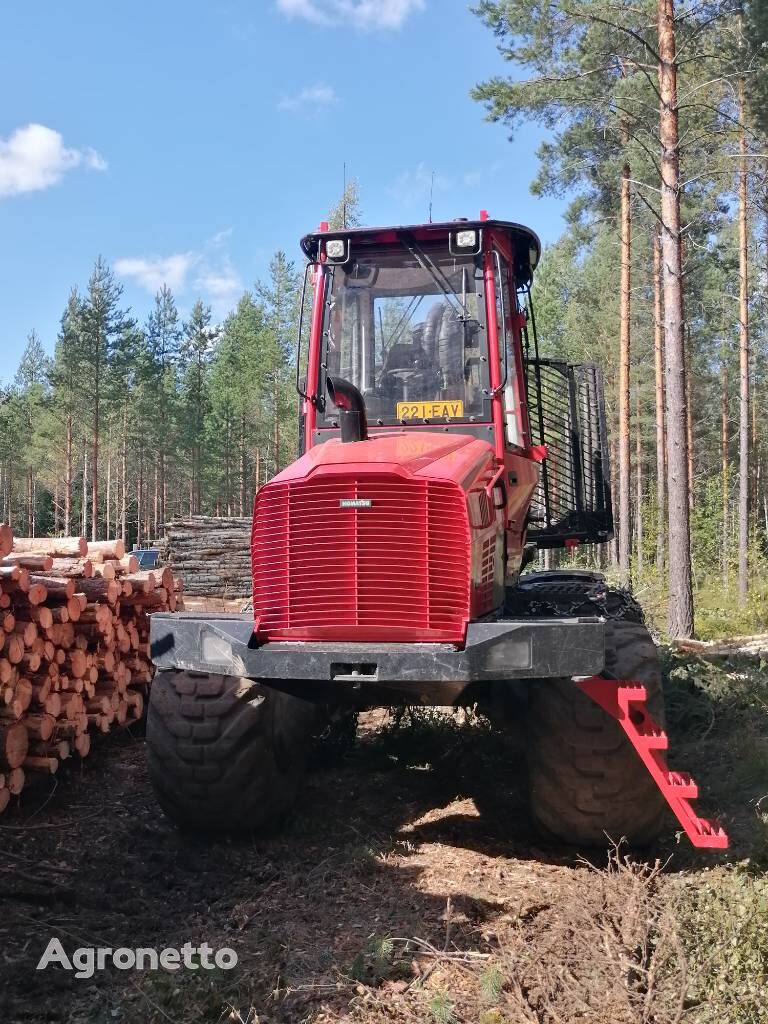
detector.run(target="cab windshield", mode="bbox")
[319,242,490,426]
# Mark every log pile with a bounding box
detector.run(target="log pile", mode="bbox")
[162,516,252,597]
[0,526,183,813]
[674,633,768,660]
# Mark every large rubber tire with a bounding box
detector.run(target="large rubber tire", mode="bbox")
[527,620,667,846]
[147,671,316,835]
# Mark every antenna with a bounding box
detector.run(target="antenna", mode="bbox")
[343,161,347,229]
[429,171,435,223]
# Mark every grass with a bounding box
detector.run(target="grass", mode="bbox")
[567,557,768,641]
[692,578,768,640]
[675,868,768,1024]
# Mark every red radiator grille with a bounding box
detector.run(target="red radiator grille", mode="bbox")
[251,473,471,642]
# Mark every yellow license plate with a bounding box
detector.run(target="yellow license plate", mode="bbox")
[396,400,464,420]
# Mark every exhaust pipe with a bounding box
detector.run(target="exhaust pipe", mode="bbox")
[326,376,369,443]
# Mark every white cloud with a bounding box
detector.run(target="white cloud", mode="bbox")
[387,162,506,212]
[278,82,337,111]
[462,162,502,188]
[277,0,329,24]
[388,163,451,207]
[276,0,424,30]
[0,123,107,198]
[115,233,244,319]
[84,147,108,172]
[114,253,197,293]
[194,262,243,318]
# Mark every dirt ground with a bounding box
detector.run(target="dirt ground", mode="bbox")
[0,680,765,1024]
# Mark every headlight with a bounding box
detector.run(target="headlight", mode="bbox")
[325,239,347,261]
[201,631,234,667]
[455,229,477,249]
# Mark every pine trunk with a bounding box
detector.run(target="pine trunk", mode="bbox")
[137,457,144,547]
[92,344,99,543]
[27,467,33,537]
[64,413,73,536]
[635,390,643,575]
[82,448,88,538]
[274,371,280,477]
[105,452,111,537]
[658,0,694,638]
[121,407,127,542]
[225,414,231,517]
[610,436,619,567]
[618,160,632,584]
[653,229,666,572]
[721,352,729,584]
[159,451,165,534]
[240,416,246,518]
[737,77,750,606]
[686,330,694,511]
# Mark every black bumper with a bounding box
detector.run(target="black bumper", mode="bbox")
[149,612,605,685]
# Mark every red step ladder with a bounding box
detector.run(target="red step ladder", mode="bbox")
[576,676,728,849]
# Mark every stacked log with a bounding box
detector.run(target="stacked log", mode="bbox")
[0,525,183,811]
[163,516,252,597]
[675,633,768,660]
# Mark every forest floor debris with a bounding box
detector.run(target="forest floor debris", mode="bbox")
[0,648,765,1024]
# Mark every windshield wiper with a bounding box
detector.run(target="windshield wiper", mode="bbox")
[382,294,424,350]
[398,233,472,321]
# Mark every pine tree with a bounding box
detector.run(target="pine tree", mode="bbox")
[181,301,216,514]
[208,294,272,514]
[13,332,50,534]
[256,252,302,475]
[472,0,662,583]
[81,257,126,541]
[50,289,85,534]
[656,0,693,637]
[145,284,182,531]
[106,318,145,542]
[746,1,768,135]
[327,179,362,230]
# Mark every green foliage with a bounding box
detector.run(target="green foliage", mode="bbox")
[746,0,768,136]
[676,869,768,1024]
[349,934,395,984]
[327,178,362,230]
[474,0,766,628]
[662,646,768,717]
[479,1012,507,1024]
[693,574,768,641]
[428,990,456,1024]
[479,965,504,1005]
[1,248,303,541]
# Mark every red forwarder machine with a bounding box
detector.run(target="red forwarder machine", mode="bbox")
[147,214,727,849]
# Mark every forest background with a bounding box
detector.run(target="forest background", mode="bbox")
[2,1,767,641]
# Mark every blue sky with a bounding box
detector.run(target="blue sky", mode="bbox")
[0,0,568,380]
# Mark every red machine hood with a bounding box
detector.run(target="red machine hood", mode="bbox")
[272,431,495,488]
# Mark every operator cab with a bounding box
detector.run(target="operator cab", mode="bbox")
[321,243,486,425]
[300,217,539,451]
[298,216,612,551]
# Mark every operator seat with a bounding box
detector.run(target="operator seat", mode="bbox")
[424,302,465,390]
[381,341,430,374]
[422,302,446,365]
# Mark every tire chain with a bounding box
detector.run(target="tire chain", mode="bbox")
[505,574,645,624]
